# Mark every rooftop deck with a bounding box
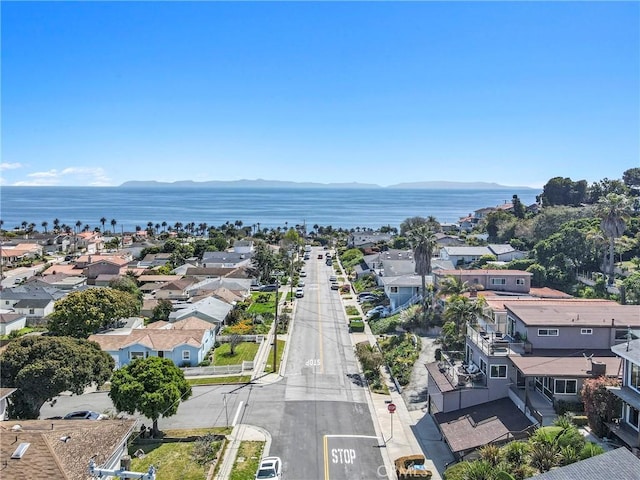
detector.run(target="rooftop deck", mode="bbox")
[467,321,526,356]
[435,352,487,389]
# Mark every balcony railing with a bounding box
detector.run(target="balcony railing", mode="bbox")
[467,323,525,356]
[438,351,487,389]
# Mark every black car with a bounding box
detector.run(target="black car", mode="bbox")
[260,284,278,292]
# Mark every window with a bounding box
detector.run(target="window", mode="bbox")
[580,328,593,335]
[130,351,144,360]
[490,365,507,378]
[631,363,640,393]
[480,358,487,374]
[516,278,525,285]
[29,308,35,315]
[182,351,191,360]
[615,329,640,343]
[491,278,506,285]
[554,379,577,394]
[627,405,639,431]
[538,329,559,336]
[390,286,398,293]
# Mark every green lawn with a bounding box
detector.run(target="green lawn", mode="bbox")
[130,441,208,480]
[214,342,260,365]
[264,339,285,373]
[229,441,264,480]
[188,375,252,386]
[247,292,278,315]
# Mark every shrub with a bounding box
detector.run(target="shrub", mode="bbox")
[369,316,401,335]
[555,399,584,416]
[581,376,622,437]
[349,320,365,332]
[571,415,588,427]
[345,305,359,316]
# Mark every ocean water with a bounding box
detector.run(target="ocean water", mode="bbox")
[0,186,540,232]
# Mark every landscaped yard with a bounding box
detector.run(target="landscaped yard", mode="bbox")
[187,375,252,386]
[229,441,264,480]
[264,339,285,372]
[214,342,259,365]
[246,292,278,315]
[129,428,229,480]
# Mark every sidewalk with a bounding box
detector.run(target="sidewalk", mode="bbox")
[211,424,271,480]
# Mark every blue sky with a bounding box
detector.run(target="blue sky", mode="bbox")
[1,1,638,188]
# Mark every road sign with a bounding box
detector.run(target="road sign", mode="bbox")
[387,403,396,413]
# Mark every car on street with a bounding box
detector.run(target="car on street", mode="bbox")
[299,270,307,277]
[329,275,337,283]
[63,410,107,420]
[295,288,304,298]
[330,282,339,290]
[298,280,305,287]
[255,456,282,479]
[317,253,323,259]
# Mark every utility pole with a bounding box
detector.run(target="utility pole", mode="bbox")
[272,278,279,373]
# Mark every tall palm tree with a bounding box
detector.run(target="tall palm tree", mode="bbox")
[595,193,632,284]
[100,217,107,232]
[110,219,117,233]
[408,225,438,323]
[53,218,60,232]
[41,221,48,233]
[444,295,487,338]
[161,221,167,232]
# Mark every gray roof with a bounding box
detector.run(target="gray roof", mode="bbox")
[14,298,54,308]
[382,259,416,276]
[0,313,26,324]
[441,246,492,256]
[169,295,233,323]
[201,251,252,264]
[612,338,640,364]
[487,244,517,255]
[529,447,640,480]
[380,275,431,288]
[0,285,64,301]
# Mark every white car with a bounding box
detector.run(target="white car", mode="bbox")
[366,306,388,319]
[295,288,304,298]
[255,456,282,479]
[298,280,305,287]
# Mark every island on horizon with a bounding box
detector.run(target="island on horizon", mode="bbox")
[118,179,537,190]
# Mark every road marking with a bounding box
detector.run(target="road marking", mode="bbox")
[323,434,330,480]
[232,401,243,426]
[323,435,380,480]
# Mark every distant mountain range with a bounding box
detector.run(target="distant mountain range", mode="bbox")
[119,179,537,190]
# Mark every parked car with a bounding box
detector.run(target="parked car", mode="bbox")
[63,410,106,420]
[358,295,378,303]
[298,280,305,287]
[329,275,337,283]
[366,305,388,319]
[255,456,282,479]
[295,288,304,298]
[330,282,339,290]
[299,270,307,277]
[326,259,333,266]
[317,253,323,259]
[260,284,278,292]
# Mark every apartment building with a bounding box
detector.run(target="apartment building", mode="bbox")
[608,339,640,452]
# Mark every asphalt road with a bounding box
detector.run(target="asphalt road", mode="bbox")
[39,247,387,479]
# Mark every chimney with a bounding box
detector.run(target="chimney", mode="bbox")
[590,361,607,376]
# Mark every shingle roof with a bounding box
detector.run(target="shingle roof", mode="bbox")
[434,398,533,454]
[88,329,207,352]
[530,447,640,480]
[0,313,25,324]
[507,303,640,327]
[0,419,136,480]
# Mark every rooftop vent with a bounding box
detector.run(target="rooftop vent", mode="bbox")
[11,443,30,459]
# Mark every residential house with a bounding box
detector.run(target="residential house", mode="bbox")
[75,231,103,253]
[434,269,532,294]
[439,245,527,267]
[427,301,638,427]
[0,285,65,316]
[82,256,132,285]
[27,273,87,290]
[380,275,430,312]
[12,298,55,320]
[0,313,27,335]
[347,231,394,249]
[201,251,252,269]
[137,252,173,268]
[169,295,234,327]
[89,317,215,368]
[608,338,640,451]
[0,388,16,419]
[154,277,198,300]
[0,419,137,480]
[0,243,43,267]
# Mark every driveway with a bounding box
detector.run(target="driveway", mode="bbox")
[400,335,439,412]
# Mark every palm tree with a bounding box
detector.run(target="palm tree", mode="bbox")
[438,275,470,297]
[100,217,107,232]
[444,295,486,338]
[161,221,167,232]
[53,218,60,232]
[41,221,48,233]
[110,219,117,233]
[595,193,632,284]
[408,225,438,323]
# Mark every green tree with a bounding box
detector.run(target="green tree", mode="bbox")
[48,288,140,338]
[0,336,114,419]
[152,299,173,321]
[251,241,277,284]
[109,357,192,437]
[408,225,438,324]
[595,193,632,284]
[581,376,622,437]
[512,194,526,219]
[541,177,588,207]
[622,271,640,304]
[109,275,143,306]
[622,167,640,194]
